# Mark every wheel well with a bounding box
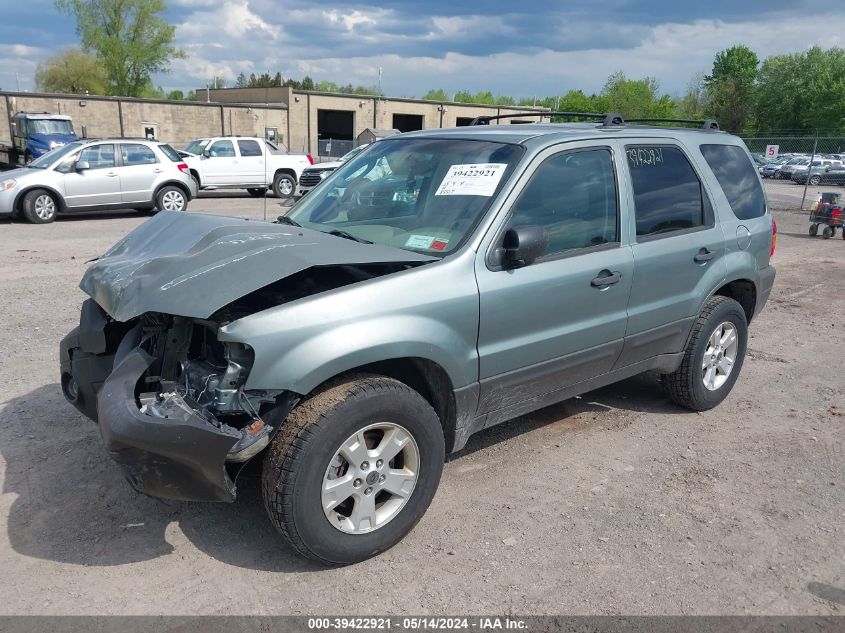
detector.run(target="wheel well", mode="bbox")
[153,181,191,202]
[14,186,66,214]
[320,358,458,451]
[274,168,297,184]
[714,279,756,323]
[189,169,201,186]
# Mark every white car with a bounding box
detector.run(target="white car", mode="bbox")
[297,144,370,196]
[183,137,313,199]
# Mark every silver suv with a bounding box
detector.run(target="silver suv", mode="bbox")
[0,139,197,223]
[60,114,776,564]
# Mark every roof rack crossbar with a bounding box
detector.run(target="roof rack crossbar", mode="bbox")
[467,111,721,130]
[625,117,720,130]
[469,111,619,126]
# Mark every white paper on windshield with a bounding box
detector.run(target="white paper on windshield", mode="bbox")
[434,163,508,197]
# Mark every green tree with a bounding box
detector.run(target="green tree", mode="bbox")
[235,72,248,88]
[166,89,183,100]
[35,47,107,94]
[602,71,675,119]
[755,46,845,133]
[56,0,185,97]
[703,45,759,132]
[422,88,450,101]
[674,72,708,120]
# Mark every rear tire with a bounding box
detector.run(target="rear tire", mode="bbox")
[272,173,296,199]
[21,189,58,224]
[262,374,445,565]
[809,175,821,185]
[247,187,268,197]
[662,296,748,411]
[155,186,188,212]
[823,226,833,239]
[809,224,819,236]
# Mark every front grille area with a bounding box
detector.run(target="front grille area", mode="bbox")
[300,170,331,187]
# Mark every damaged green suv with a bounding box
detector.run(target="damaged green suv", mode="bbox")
[60,114,776,564]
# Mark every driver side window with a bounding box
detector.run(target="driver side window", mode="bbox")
[208,140,235,157]
[509,148,619,259]
[77,144,116,170]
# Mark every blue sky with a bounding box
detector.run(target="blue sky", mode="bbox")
[2,0,843,99]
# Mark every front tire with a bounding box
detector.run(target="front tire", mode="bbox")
[21,189,58,223]
[156,186,188,212]
[662,296,748,411]
[262,374,445,565]
[809,175,821,185]
[272,172,296,199]
[823,226,833,239]
[809,224,819,236]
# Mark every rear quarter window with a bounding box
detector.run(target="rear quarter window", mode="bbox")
[700,144,766,220]
[158,144,182,162]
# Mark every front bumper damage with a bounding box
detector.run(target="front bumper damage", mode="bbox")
[60,299,287,503]
[97,348,242,502]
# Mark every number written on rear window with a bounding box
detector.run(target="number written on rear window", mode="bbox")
[626,145,706,237]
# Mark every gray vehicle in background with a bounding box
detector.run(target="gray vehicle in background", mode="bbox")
[297,143,370,196]
[0,139,197,223]
[60,113,776,564]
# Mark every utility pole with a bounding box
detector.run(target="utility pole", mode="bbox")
[800,136,819,211]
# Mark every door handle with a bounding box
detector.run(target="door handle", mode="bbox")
[153,168,164,174]
[105,172,118,177]
[694,248,716,263]
[591,270,622,287]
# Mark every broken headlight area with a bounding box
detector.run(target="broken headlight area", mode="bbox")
[133,313,281,463]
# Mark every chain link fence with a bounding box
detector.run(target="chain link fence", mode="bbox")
[741,135,845,211]
[317,138,355,159]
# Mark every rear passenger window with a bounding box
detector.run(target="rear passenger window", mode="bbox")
[238,140,263,157]
[510,148,618,258]
[120,144,158,166]
[626,146,706,237]
[700,144,767,221]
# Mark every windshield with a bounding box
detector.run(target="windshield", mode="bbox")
[185,139,209,155]
[28,118,74,136]
[266,140,288,154]
[339,144,368,162]
[28,141,85,169]
[284,137,523,255]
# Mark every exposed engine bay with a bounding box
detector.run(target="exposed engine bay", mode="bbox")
[128,313,281,463]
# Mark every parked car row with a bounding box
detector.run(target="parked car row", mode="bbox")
[1,135,315,223]
[758,153,845,181]
[0,139,196,223]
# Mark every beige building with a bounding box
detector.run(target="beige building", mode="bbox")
[1,88,546,156]
[201,86,547,155]
[0,91,286,149]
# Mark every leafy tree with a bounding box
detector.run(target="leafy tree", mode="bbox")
[35,47,107,94]
[235,72,248,88]
[166,89,183,100]
[209,76,226,89]
[602,71,675,118]
[703,45,759,132]
[56,0,185,98]
[674,72,708,120]
[422,88,450,101]
[755,46,845,133]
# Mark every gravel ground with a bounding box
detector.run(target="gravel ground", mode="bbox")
[0,186,843,616]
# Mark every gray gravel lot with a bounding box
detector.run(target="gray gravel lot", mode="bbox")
[0,186,842,615]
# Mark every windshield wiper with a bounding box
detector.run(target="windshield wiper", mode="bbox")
[275,215,301,227]
[324,229,372,244]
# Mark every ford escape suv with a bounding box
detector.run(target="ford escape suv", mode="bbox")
[60,113,776,565]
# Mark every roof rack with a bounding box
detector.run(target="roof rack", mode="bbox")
[468,111,720,130]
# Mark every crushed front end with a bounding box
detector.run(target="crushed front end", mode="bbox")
[60,299,286,502]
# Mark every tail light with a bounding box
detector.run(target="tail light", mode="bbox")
[770,217,777,257]
[307,154,314,165]
[177,162,190,174]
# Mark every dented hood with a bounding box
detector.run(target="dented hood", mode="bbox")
[80,211,434,321]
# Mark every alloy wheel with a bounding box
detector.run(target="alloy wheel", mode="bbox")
[702,321,738,391]
[321,422,420,534]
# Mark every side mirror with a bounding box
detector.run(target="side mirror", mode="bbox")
[10,122,17,137]
[202,149,211,158]
[502,225,548,268]
[75,160,90,171]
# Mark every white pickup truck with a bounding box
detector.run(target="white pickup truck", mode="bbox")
[182,137,313,199]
